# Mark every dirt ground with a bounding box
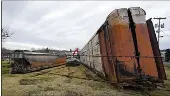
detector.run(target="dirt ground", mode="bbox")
[2,61,170,96]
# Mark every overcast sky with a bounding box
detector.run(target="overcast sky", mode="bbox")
[2,1,170,50]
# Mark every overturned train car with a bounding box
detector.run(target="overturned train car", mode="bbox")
[80,7,166,86]
[10,50,66,73]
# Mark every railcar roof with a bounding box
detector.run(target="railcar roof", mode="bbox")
[80,7,144,51]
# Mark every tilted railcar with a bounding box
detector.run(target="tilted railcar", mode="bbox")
[10,50,66,73]
[80,7,166,86]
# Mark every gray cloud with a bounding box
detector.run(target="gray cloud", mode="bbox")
[2,1,170,50]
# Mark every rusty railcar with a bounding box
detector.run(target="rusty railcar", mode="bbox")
[80,7,166,87]
[10,50,66,73]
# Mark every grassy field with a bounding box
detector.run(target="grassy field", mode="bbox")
[2,61,170,96]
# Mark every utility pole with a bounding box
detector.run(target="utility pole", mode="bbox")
[153,17,166,46]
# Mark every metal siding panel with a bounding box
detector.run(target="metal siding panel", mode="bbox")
[136,24,158,77]
[108,8,138,81]
[82,46,85,64]
[98,30,117,82]
[92,34,105,75]
[105,27,119,81]
[80,51,85,64]
[85,45,89,66]
[87,43,90,66]
[89,41,93,68]
[129,7,158,78]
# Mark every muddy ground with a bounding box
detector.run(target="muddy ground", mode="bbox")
[2,61,170,96]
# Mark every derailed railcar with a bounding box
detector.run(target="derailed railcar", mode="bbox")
[10,50,66,73]
[80,7,166,87]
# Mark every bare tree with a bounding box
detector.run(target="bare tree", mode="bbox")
[2,26,13,42]
[1,27,13,61]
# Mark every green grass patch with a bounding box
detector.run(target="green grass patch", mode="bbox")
[2,68,9,74]
[164,64,170,69]
[1,60,10,64]
[1,60,11,74]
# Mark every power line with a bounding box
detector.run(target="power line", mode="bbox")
[162,29,170,31]
[161,10,170,17]
[161,30,170,38]
[163,11,170,15]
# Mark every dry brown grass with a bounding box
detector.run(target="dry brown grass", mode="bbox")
[61,90,83,96]
[2,62,170,96]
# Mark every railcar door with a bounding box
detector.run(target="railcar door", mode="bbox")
[106,8,139,82]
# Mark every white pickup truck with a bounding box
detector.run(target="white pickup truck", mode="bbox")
[66,56,80,66]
